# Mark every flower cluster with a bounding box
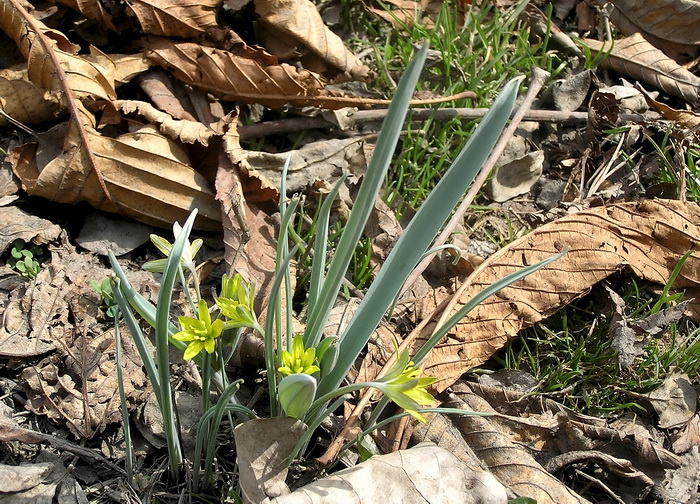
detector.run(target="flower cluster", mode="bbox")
[216,274,258,330]
[375,349,436,422]
[173,300,223,361]
[278,335,320,376]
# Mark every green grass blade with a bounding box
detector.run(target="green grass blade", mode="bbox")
[279,157,294,351]
[108,253,188,354]
[203,380,250,488]
[303,44,430,351]
[111,279,161,396]
[650,249,695,314]
[113,309,134,483]
[306,175,348,347]
[318,76,522,397]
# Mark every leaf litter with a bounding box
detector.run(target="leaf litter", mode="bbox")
[1,0,700,502]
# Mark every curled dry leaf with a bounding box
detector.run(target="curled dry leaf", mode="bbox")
[584,34,700,104]
[215,146,281,310]
[254,0,370,81]
[442,393,588,504]
[611,0,700,46]
[0,0,117,102]
[640,88,700,133]
[447,382,679,480]
[0,68,64,126]
[417,200,700,393]
[125,0,221,38]
[113,99,224,145]
[10,102,222,231]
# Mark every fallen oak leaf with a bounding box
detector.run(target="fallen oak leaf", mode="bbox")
[584,34,700,104]
[254,0,370,81]
[142,38,475,109]
[1,0,118,204]
[416,199,700,394]
[125,0,221,38]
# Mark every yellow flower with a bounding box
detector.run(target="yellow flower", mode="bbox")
[375,350,436,422]
[216,274,258,329]
[173,300,223,360]
[278,335,320,376]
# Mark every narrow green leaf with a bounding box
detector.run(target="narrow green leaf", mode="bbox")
[318,76,522,397]
[306,175,348,346]
[303,44,431,351]
[155,211,199,476]
[111,279,161,396]
[113,310,134,483]
[413,250,567,364]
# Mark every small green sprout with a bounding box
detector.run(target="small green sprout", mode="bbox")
[6,239,44,279]
[90,278,119,318]
[173,299,224,360]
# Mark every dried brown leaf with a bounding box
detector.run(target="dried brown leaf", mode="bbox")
[0,205,61,255]
[227,136,365,202]
[584,34,700,104]
[640,88,700,132]
[215,148,281,311]
[0,67,63,126]
[417,200,700,393]
[10,106,222,231]
[109,53,154,85]
[645,369,697,429]
[125,0,221,38]
[134,68,198,121]
[443,392,589,504]
[235,418,306,502]
[19,247,150,439]
[254,0,370,80]
[141,38,377,109]
[53,0,117,31]
[671,415,700,454]
[272,442,507,504]
[607,282,688,368]
[611,0,700,46]
[452,382,679,480]
[0,0,117,101]
[114,99,222,145]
